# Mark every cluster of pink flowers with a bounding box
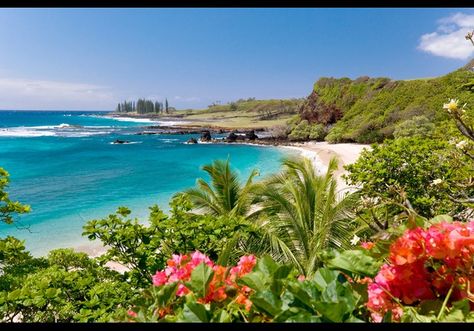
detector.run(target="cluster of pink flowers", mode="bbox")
[152,251,257,310]
[367,221,474,322]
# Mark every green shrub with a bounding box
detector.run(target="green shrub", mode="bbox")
[301,67,474,143]
[288,120,326,141]
[344,137,472,218]
[393,115,435,139]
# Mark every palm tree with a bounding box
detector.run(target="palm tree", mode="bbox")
[251,156,359,276]
[180,159,259,218]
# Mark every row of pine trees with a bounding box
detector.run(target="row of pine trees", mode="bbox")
[115,98,171,114]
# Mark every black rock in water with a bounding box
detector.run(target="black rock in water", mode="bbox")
[245,130,258,140]
[200,130,212,142]
[187,137,198,144]
[113,139,130,144]
[226,132,238,142]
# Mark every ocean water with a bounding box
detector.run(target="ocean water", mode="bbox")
[0,111,294,256]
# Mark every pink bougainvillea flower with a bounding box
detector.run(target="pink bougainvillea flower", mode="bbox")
[176,283,190,297]
[368,220,474,322]
[152,271,167,286]
[189,251,214,268]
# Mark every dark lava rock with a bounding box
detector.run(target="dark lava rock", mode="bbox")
[226,132,238,142]
[112,139,130,144]
[245,130,258,140]
[187,137,198,144]
[200,130,212,142]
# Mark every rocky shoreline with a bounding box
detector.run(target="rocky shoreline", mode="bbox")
[138,126,296,146]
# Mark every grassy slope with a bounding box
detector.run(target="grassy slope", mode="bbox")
[176,99,302,129]
[298,68,474,143]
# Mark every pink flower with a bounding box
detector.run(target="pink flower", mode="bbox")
[237,255,256,274]
[127,310,138,318]
[176,283,190,297]
[190,251,214,268]
[297,275,306,281]
[152,271,167,286]
[168,253,185,267]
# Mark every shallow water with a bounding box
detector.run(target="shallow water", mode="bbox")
[0,111,294,256]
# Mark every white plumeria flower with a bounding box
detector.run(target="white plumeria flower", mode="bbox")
[456,140,468,150]
[443,99,459,113]
[432,178,443,186]
[350,234,361,246]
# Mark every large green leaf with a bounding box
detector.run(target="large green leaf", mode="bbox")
[255,255,279,276]
[326,250,381,277]
[250,290,283,317]
[238,272,266,292]
[286,282,316,310]
[186,262,214,298]
[312,268,340,291]
[154,283,178,307]
[181,301,210,322]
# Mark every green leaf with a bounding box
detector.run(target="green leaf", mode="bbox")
[250,290,283,317]
[238,272,266,292]
[273,264,293,279]
[155,283,178,307]
[286,282,315,310]
[429,214,453,225]
[213,310,231,322]
[7,289,21,301]
[327,250,381,277]
[255,255,278,276]
[181,301,209,322]
[187,262,214,298]
[443,299,471,322]
[312,268,339,291]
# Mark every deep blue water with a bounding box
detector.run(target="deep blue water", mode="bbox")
[0,111,293,255]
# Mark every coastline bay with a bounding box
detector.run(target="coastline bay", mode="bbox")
[0,111,295,256]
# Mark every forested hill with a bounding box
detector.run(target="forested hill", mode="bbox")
[294,60,474,143]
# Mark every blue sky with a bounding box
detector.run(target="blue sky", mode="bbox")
[1,8,474,110]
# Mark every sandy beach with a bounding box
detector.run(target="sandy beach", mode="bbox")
[281,142,370,192]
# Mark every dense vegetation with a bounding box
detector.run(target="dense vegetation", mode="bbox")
[1,95,472,321]
[1,34,474,324]
[289,62,474,143]
[115,98,174,114]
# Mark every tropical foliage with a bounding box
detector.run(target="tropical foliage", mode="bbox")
[125,252,363,322]
[181,159,259,218]
[2,33,474,324]
[0,168,30,225]
[250,157,359,276]
[293,64,474,144]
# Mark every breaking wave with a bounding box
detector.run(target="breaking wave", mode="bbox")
[0,124,115,138]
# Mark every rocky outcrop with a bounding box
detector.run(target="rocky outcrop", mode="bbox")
[200,130,212,142]
[226,132,238,142]
[299,90,343,125]
[245,130,258,140]
[112,139,130,144]
[187,137,198,144]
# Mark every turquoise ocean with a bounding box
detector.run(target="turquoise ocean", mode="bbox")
[0,111,293,256]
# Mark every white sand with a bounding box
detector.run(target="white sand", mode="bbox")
[280,142,370,192]
[74,243,130,273]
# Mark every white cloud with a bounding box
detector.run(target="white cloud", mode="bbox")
[418,12,474,60]
[0,77,115,110]
[173,95,201,102]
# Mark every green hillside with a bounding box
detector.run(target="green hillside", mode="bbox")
[177,98,303,129]
[295,63,474,143]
